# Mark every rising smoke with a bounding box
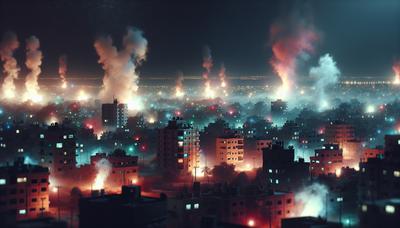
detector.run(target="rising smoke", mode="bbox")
[310,54,341,111]
[202,46,214,98]
[93,158,112,190]
[0,32,20,100]
[59,55,68,89]
[393,61,400,84]
[270,18,318,101]
[295,183,329,217]
[175,71,185,98]
[94,27,148,110]
[24,36,43,103]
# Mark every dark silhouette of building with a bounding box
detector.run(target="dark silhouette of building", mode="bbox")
[359,199,400,228]
[271,99,287,116]
[262,142,309,191]
[79,185,167,228]
[102,99,128,130]
[282,217,342,228]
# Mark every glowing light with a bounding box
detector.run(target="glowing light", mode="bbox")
[296,183,328,217]
[132,178,138,184]
[147,116,156,124]
[203,81,215,99]
[366,105,375,114]
[127,97,144,111]
[175,88,185,98]
[61,81,67,89]
[335,168,342,177]
[93,158,112,190]
[247,219,255,227]
[76,90,89,102]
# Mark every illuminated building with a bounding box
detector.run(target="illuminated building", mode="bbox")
[90,149,138,189]
[0,158,49,221]
[79,185,167,227]
[39,123,77,175]
[168,182,295,227]
[215,135,244,165]
[263,142,309,191]
[324,122,355,149]
[102,99,128,130]
[282,217,342,228]
[310,144,343,177]
[360,147,384,163]
[359,199,400,228]
[157,117,200,177]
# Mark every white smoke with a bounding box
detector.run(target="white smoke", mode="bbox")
[59,55,67,88]
[94,27,148,111]
[24,36,43,103]
[0,32,20,100]
[309,54,340,111]
[295,183,329,217]
[93,158,112,190]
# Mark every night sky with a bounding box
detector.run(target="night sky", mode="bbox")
[0,0,399,78]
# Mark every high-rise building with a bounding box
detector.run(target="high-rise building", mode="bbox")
[310,144,343,176]
[39,123,77,175]
[0,158,50,221]
[215,135,244,165]
[102,99,128,129]
[324,121,355,148]
[263,142,309,191]
[157,117,200,177]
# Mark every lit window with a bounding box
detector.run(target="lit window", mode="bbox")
[178,141,184,147]
[63,152,67,156]
[185,204,191,210]
[178,159,183,163]
[16,129,20,134]
[194,203,199,209]
[385,205,395,214]
[275,179,279,184]
[68,134,74,139]
[337,197,343,202]
[56,143,63,148]
[0,179,6,185]
[63,135,67,139]
[40,134,44,139]
[394,171,400,177]
[361,204,368,212]
[19,209,26,215]
[17,177,27,183]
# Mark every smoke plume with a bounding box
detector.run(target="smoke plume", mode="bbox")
[0,32,20,100]
[94,27,148,110]
[393,61,400,84]
[202,46,214,98]
[270,19,318,100]
[93,158,112,190]
[295,183,329,217]
[24,36,43,103]
[219,64,226,88]
[310,54,341,111]
[58,55,68,88]
[175,71,184,98]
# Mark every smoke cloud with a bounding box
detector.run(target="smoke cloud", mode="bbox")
[202,46,214,98]
[24,36,43,103]
[94,27,148,110]
[175,71,184,98]
[0,32,20,100]
[295,183,329,217]
[310,54,341,111]
[393,61,400,84]
[270,19,318,100]
[59,55,67,88]
[93,158,112,190]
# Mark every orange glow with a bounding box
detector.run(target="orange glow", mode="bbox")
[247,219,255,227]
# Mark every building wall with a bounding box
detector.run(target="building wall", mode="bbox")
[310,144,343,176]
[216,137,244,165]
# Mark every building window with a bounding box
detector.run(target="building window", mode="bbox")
[394,171,400,177]
[56,143,63,148]
[361,205,368,212]
[185,204,191,210]
[19,209,26,215]
[194,203,200,209]
[17,177,27,183]
[385,205,395,214]
[40,134,44,139]
[0,179,6,185]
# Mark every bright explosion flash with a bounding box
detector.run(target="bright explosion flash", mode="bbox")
[295,183,329,217]
[93,158,112,190]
